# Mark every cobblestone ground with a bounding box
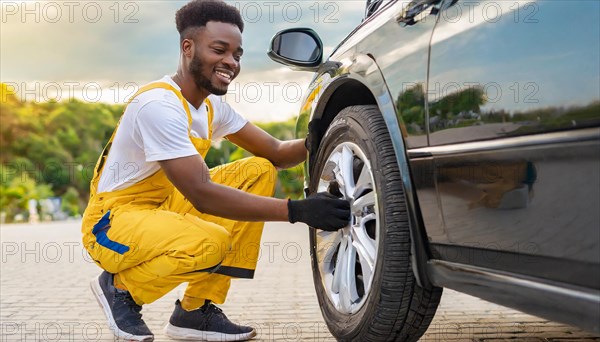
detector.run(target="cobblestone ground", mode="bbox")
[1,220,598,341]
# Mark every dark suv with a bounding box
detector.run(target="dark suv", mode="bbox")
[267,0,600,341]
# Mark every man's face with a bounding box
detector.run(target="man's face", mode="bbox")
[188,21,243,96]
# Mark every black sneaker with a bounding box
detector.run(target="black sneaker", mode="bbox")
[164,299,256,341]
[90,271,154,341]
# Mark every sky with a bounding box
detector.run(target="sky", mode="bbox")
[1,0,366,122]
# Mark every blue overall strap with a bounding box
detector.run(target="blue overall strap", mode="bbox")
[91,210,130,255]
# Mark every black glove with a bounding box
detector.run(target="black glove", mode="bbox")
[305,119,321,154]
[288,192,351,231]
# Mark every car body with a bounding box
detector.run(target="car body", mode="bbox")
[268,0,600,340]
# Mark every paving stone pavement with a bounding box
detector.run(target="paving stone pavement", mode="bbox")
[1,220,598,342]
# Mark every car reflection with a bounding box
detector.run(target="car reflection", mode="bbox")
[437,160,536,210]
[399,82,600,146]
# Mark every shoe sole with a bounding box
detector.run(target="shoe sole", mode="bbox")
[90,274,154,342]
[164,323,256,341]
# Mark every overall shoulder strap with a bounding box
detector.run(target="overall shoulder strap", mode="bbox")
[204,97,215,139]
[130,82,193,127]
[95,82,193,174]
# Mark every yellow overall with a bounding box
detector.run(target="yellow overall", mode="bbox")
[81,82,276,309]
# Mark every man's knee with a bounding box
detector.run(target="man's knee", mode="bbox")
[242,157,277,196]
[186,227,231,268]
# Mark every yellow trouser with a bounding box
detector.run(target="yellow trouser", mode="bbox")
[84,157,277,308]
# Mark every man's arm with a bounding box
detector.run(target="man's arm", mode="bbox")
[159,155,289,222]
[226,122,306,169]
[160,154,351,229]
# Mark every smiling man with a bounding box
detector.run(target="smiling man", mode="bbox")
[80,0,350,341]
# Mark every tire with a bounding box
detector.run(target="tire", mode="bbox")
[309,105,442,342]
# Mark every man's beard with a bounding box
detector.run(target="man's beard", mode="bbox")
[189,54,228,96]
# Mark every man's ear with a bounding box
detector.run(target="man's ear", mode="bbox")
[181,38,194,58]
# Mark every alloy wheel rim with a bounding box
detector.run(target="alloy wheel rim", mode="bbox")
[316,142,379,314]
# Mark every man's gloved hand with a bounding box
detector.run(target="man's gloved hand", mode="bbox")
[288,192,351,231]
[305,119,321,155]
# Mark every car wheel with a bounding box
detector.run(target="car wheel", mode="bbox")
[309,105,442,341]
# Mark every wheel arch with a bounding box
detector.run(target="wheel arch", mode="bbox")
[318,79,378,138]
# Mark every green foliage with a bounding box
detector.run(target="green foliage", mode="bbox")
[397,83,426,131]
[277,165,304,199]
[397,83,425,111]
[429,86,486,118]
[61,187,81,217]
[257,118,303,198]
[204,140,237,168]
[510,101,600,135]
[228,146,249,162]
[397,83,487,132]
[0,174,53,221]
[1,86,125,221]
[403,106,425,131]
[256,118,297,141]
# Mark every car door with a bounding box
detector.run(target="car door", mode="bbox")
[346,0,449,240]
[425,0,600,289]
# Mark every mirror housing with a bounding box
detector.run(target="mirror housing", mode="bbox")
[267,28,323,71]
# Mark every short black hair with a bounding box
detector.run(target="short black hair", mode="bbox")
[176,0,244,41]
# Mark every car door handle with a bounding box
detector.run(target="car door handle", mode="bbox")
[396,0,442,26]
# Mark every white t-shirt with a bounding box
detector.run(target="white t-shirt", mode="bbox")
[97,76,248,192]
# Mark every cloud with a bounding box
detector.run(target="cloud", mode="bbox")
[1,0,365,121]
[223,67,315,122]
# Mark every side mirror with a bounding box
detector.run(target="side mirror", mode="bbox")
[267,28,323,70]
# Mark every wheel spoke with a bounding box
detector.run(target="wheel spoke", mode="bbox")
[357,246,374,293]
[352,214,376,269]
[339,240,359,312]
[352,191,376,214]
[317,230,342,268]
[353,163,373,199]
[334,145,356,199]
[331,235,347,294]
[322,150,340,184]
